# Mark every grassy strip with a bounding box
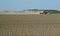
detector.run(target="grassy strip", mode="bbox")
[48,12,60,14]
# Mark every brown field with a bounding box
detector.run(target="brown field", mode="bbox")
[0,14,60,36]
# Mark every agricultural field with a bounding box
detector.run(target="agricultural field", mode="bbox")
[0,14,60,36]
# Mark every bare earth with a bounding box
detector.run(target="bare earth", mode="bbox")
[0,14,60,36]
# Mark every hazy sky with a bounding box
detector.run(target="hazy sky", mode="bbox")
[0,0,60,10]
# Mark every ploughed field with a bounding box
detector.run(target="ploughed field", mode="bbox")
[0,14,60,36]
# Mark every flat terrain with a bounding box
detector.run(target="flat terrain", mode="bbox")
[0,14,60,36]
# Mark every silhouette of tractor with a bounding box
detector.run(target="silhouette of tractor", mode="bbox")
[38,10,48,15]
[44,10,48,15]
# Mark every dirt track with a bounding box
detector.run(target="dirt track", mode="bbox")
[0,14,60,36]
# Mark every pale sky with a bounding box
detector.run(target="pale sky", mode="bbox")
[0,0,60,10]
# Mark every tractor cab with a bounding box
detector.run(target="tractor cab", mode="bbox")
[44,10,48,15]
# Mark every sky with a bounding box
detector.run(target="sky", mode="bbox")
[0,0,60,11]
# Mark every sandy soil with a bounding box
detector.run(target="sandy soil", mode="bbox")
[0,14,60,36]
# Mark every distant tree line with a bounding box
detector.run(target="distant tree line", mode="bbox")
[44,10,60,14]
[0,9,60,14]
